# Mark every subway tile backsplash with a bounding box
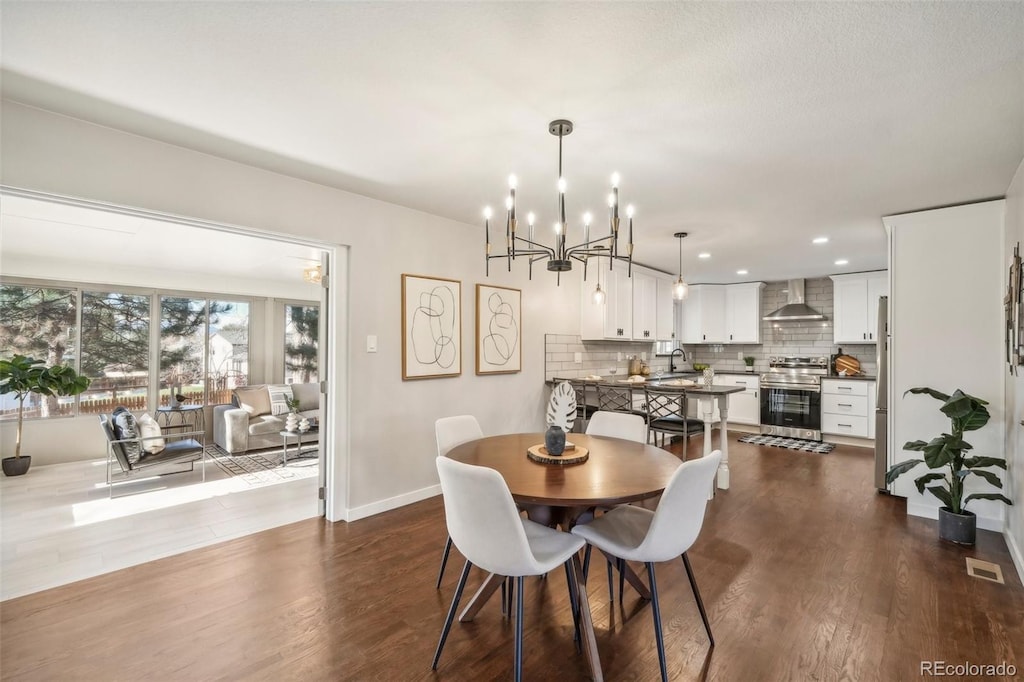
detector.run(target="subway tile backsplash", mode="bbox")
[545,277,878,380]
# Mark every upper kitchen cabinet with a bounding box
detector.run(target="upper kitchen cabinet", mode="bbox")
[655,276,676,342]
[580,262,633,340]
[830,271,888,344]
[725,282,765,343]
[679,285,725,343]
[633,267,675,342]
[679,282,764,344]
[631,269,658,341]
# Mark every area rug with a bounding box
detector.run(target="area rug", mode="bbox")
[737,434,835,453]
[206,444,319,487]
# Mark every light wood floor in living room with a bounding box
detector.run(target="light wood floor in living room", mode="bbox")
[2,436,1021,681]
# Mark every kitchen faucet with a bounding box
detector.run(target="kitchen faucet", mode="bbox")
[668,348,686,373]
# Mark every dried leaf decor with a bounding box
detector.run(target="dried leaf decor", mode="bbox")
[546,381,577,432]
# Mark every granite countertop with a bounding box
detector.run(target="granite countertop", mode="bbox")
[823,373,877,382]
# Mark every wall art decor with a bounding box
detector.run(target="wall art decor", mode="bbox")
[402,274,461,380]
[475,284,521,375]
[1006,243,1021,375]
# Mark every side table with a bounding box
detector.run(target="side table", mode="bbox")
[156,404,206,436]
[279,429,318,466]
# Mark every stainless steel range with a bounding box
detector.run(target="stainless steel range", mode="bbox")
[759,356,827,441]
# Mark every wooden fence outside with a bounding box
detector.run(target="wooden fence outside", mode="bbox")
[0,387,234,418]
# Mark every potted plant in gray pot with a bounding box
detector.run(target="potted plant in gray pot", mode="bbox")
[885,387,1011,545]
[0,355,91,476]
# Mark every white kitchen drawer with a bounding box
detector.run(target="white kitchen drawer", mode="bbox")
[822,393,869,417]
[714,374,759,390]
[821,413,869,437]
[821,379,868,397]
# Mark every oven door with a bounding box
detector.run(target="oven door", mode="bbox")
[760,385,821,431]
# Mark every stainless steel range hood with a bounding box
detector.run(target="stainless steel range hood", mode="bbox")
[762,279,826,321]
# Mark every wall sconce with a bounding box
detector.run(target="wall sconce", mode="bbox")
[303,266,322,284]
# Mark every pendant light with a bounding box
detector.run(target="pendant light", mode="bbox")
[592,262,606,304]
[672,232,689,301]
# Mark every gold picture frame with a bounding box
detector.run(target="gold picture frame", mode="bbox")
[475,284,522,375]
[401,274,462,380]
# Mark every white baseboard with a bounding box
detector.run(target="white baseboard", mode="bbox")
[906,501,1003,532]
[1005,528,1024,586]
[345,483,441,522]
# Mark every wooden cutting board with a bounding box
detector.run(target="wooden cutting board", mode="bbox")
[835,354,861,375]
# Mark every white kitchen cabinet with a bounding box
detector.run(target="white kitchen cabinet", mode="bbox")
[830,272,887,344]
[678,285,726,343]
[580,262,633,340]
[655,276,676,342]
[714,374,760,425]
[821,379,876,439]
[631,270,658,341]
[725,283,765,343]
[679,283,764,344]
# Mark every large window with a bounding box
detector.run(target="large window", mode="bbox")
[80,291,151,414]
[1,280,258,420]
[159,297,248,406]
[0,284,78,418]
[284,303,319,384]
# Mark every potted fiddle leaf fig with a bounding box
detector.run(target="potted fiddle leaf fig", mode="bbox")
[0,355,91,476]
[885,387,1011,545]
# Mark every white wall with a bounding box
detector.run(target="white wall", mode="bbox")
[0,101,582,520]
[886,200,1006,531]
[1003,158,1024,579]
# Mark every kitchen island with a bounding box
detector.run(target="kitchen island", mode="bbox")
[548,376,744,490]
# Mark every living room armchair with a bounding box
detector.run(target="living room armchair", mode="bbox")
[99,413,206,498]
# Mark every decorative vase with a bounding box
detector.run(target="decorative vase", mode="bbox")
[285,412,299,432]
[2,456,31,477]
[544,425,566,456]
[702,367,714,387]
[745,365,755,373]
[168,384,181,408]
[938,507,976,545]
[298,417,311,433]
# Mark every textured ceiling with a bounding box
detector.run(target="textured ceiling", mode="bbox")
[2,2,1022,283]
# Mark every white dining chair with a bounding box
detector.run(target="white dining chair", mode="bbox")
[432,457,588,681]
[583,409,648,600]
[571,450,722,682]
[434,415,484,589]
[585,410,646,443]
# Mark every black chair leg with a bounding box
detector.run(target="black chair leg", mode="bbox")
[506,576,514,618]
[563,560,581,652]
[432,560,472,670]
[618,558,625,603]
[582,544,592,580]
[435,535,453,589]
[646,562,668,682]
[606,558,614,602]
[682,553,715,646]
[501,579,507,617]
[514,575,525,682]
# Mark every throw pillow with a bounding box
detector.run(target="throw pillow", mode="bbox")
[267,384,294,416]
[234,385,272,417]
[111,406,143,465]
[291,383,320,413]
[136,413,166,454]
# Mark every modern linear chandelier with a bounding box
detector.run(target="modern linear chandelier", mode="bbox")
[483,119,635,286]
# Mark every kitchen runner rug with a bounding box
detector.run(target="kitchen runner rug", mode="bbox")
[737,434,835,453]
[206,444,319,486]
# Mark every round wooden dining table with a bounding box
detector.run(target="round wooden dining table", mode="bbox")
[445,432,684,682]
[446,432,683,516]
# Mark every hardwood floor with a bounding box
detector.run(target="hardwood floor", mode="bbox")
[2,436,1021,681]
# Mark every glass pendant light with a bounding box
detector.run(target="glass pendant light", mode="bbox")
[672,232,689,301]
[592,262,606,304]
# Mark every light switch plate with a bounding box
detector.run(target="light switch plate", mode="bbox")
[366,335,378,353]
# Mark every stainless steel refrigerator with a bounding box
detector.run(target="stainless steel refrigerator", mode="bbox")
[874,296,888,491]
